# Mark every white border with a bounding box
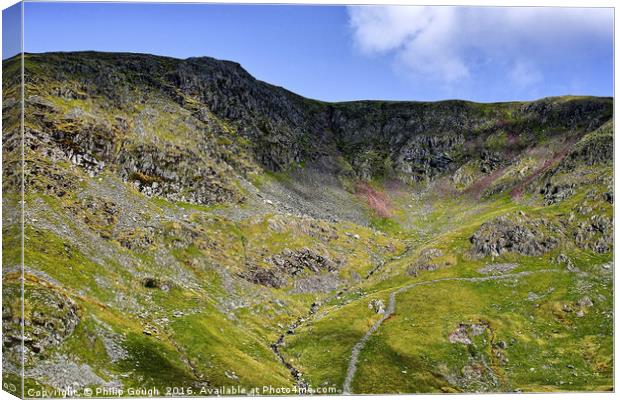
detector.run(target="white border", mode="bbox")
[0,1,616,400]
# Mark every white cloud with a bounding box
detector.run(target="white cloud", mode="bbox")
[509,60,543,89]
[396,7,469,83]
[349,6,437,54]
[347,6,612,87]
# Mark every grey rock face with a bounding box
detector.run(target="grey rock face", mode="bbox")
[241,248,340,289]
[164,56,332,172]
[470,216,558,257]
[480,150,504,174]
[396,134,464,181]
[268,248,339,276]
[117,143,242,205]
[574,214,613,253]
[540,182,575,205]
[240,264,287,288]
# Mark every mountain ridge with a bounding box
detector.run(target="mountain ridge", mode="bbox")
[10,51,612,104]
[7,51,611,191]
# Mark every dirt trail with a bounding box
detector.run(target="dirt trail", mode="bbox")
[342,269,561,394]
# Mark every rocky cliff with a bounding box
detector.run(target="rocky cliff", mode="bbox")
[12,52,613,207]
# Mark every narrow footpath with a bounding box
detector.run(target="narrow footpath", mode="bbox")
[342,269,561,394]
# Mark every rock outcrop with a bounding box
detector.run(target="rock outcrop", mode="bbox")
[3,280,80,359]
[241,248,340,288]
[267,248,339,276]
[574,215,613,253]
[470,215,558,257]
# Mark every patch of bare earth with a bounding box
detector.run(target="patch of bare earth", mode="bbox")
[355,182,392,218]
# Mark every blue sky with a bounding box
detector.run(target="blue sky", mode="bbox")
[3,2,614,102]
[2,1,20,60]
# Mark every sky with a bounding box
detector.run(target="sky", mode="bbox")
[2,2,614,102]
[2,1,20,60]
